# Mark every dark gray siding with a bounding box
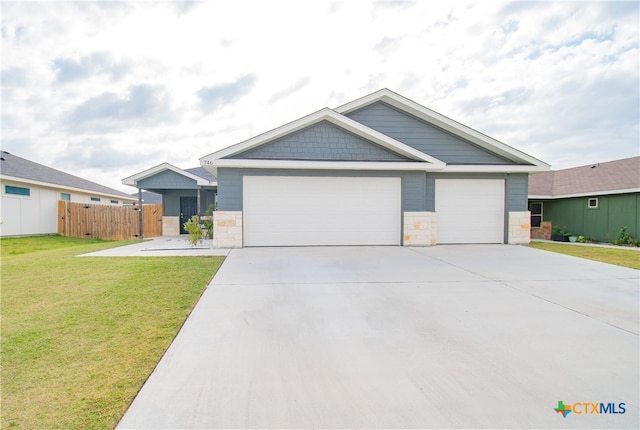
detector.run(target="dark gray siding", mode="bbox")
[138,170,199,189]
[346,102,516,165]
[231,121,409,161]
[216,168,427,212]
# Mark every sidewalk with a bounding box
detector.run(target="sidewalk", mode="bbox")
[79,236,230,257]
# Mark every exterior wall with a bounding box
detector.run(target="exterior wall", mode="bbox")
[346,102,516,164]
[531,221,552,240]
[217,169,528,245]
[403,212,436,246]
[138,170,199,189]
[0,179,128,237]
[530,193,640,243]
[213,211,242,248]
[507,211,531,244]
[232,121,409,161]
[162,189,216,217]
[217,168,428,212]
[162,216,180,236]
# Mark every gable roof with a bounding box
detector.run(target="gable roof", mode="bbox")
[529,156,640,198]
[122,162,217,188]
[335,89,550,170]
[200,89,549,175]
[0,151,135,200]
[200,108,446,175]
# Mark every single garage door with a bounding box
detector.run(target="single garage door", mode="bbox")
[435,179,505,244]
[243,176,401,246]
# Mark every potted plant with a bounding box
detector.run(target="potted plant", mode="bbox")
[551,225,570,242]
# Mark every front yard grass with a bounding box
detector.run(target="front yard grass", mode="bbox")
[1,236,224,429]
[529,241,640,270]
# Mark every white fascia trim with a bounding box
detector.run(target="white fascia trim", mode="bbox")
[335,89,551,169]
[441,164,550,173]
[200,108,446,168]
[122,162,212,187]
[203,159,444,173]
[1,176,137,202]
[529,188,640,199]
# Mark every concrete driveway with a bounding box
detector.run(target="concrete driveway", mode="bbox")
[117,245,639,429]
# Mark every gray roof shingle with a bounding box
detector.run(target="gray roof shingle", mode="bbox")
[529,156,640,197]
[0,151,134,199]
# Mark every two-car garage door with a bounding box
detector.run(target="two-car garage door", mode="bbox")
[243,176,401,246]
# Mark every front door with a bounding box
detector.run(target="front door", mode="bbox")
[179,197,198,234]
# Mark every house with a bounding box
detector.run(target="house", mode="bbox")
[528,156,640,242]
[129,191,163,205]
[0,151,137,237]
[199,89,549,248]
[122,163,217,235]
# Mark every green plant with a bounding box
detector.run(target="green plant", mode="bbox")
[201,203,216,239]
[183,215,203,246]
[552,225,570,236]
[577,236,586,243]
[612,226,639,247]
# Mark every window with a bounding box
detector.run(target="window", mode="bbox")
[90,197,100,202]
[60,193,71,201]
[588,198,598,208]
[5,185,30,196]
[530,202,543,227]
[110,200,119,204]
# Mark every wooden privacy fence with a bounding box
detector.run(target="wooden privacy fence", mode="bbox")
[58,201,163,240]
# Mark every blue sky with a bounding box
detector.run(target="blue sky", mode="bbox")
[2,0,638,192]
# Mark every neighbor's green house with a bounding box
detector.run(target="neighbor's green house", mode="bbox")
[528,156,639,242]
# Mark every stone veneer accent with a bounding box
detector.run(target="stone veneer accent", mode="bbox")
[531,221,552,240]
[213,211,243,248]
[508,211,531,244]
[162,216,180,236]
[403,212,437,246]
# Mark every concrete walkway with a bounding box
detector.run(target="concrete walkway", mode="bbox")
[79,235,230,257]
[117,245,638,429]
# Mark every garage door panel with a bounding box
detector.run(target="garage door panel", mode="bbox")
[243,176,401,246]
[436,179,505,244]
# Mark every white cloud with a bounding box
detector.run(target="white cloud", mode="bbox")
[1,0,638,192]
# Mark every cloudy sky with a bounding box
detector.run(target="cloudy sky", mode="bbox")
[2,0,638,193]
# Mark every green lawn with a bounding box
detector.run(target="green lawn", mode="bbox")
[529,241,640,270]
[1,236,224,429]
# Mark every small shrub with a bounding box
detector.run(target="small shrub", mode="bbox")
[183,215,203,246]
[612,226,639,247]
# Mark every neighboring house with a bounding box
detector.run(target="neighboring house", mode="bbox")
[528,156,640,242]
[129,191,163,205]
[0,151,137,237]
[122,163,217,235]
[199,88,549,248]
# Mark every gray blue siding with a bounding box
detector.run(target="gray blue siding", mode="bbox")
[138,170,199,189]
[218,168,528,215]
[160,189,215,216]
[216,168,427,212]
[231,121,409,161]
[346,102,516,165]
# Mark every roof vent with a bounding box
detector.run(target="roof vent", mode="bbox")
[590,163,599,168]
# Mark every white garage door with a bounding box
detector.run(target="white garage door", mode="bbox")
[243,176,401,246]
[435,179,505,244]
